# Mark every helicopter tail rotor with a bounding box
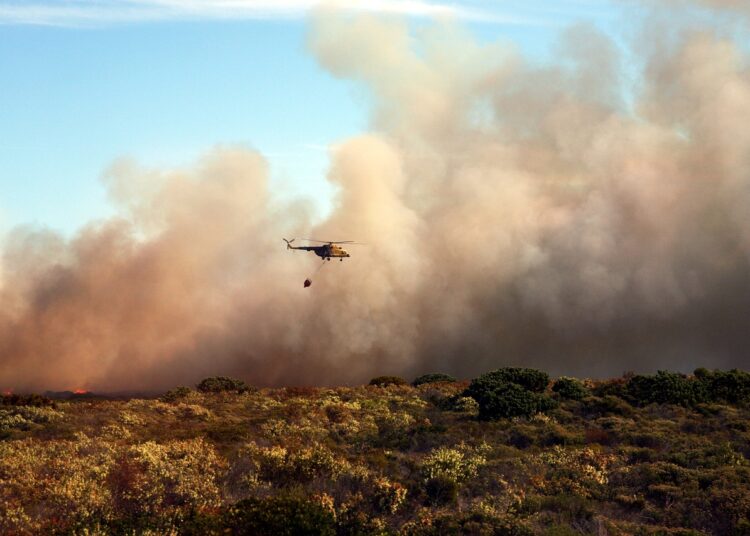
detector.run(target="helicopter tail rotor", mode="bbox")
[283,238,295,249]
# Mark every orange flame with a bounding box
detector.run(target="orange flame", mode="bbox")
[73,389,89,395]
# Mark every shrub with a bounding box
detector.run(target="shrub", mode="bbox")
[464,375,557,420]
[161,386,192,403]
[403,510,534,536]
[425,476,459,506]
[421,443,489,483]
[478,367,550,393]
[508,428,534,449]
[368,376,407,387]
[541,425,584,446]
[552,377,589,400]
[695,369,750,404]
[0,406,64,433]
[179,510,226,535]
[451,396,480,415]
[0,411,32,432]
[110,438,226,517]
[543,525,581,536]
[693,367,711,379]
[584,428,613,446]
[626,371,707,407]
[582,395,633,417]
[0,435,116,532]
[196,376,252,394]
[283,386,318,398]
[372,476,408,513]
[590,377,628,398]
[1,393,55,408]
[224,494,336,536]
[412,373,457,386]
[539,494,594,523]
[242,442,343,485]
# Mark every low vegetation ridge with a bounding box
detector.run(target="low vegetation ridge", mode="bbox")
[2,368,750,535]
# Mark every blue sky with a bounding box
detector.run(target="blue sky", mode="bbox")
[0,1,625,236]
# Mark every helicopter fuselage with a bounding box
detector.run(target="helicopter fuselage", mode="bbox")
[289,243,350,260]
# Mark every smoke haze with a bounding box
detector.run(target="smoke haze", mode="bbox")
[2,2,749,391]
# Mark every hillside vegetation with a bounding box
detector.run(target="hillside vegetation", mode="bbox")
[2,368,750,535]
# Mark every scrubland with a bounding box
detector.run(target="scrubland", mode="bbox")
[1,369,750,535]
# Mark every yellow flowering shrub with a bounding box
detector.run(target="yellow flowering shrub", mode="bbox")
[372,476,408,514]
[528,446,620,498]
[0,411,29,431]
[312,492,336,518]
[320,395,362,412]
[0,405,63,432]
[451,396,480,415]
[175,403,213,420]
[329,412,379,441]
[118,411,146,427]
[239,441,345,488]
[1,370,746,534]
[101,423,133,440]
[378,411,416,430]
[243,392,283,411]
[110,438,227,516]
[260,417,330,442]
[421,442,491,483]
[0,435,116,533]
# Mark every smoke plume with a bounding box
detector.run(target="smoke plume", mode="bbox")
[2,3,749,391]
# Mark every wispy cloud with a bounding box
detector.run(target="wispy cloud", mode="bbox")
[0,0,545,27]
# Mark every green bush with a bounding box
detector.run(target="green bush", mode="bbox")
[196,376,252,394]
[552,377,589,400]
[508,428,534,449]
[161,386,192,402]
[224,495,336,536]
[543,525,580,536]
[464,374,557,420]
[590,377,628,399]
[368,376,407,387]
[541,425,583,446]
[539,494,595,523]
[179,510,226,535]
[693,367,711,379]
[405,511,534,536]
[695,368,750,404]
[626,371,707,407]
[412,373,457,386]
[477,367,550,393]
[425,476,459,506]
[582,395,633,417]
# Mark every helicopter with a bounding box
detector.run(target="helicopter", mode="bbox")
[283,238,358,261]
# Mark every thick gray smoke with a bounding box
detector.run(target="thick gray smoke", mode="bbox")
[1,3,749,391]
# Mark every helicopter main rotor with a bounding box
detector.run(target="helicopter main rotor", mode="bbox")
[300,239,364,245]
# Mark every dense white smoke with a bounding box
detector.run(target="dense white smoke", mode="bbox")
[1,2,749,391]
